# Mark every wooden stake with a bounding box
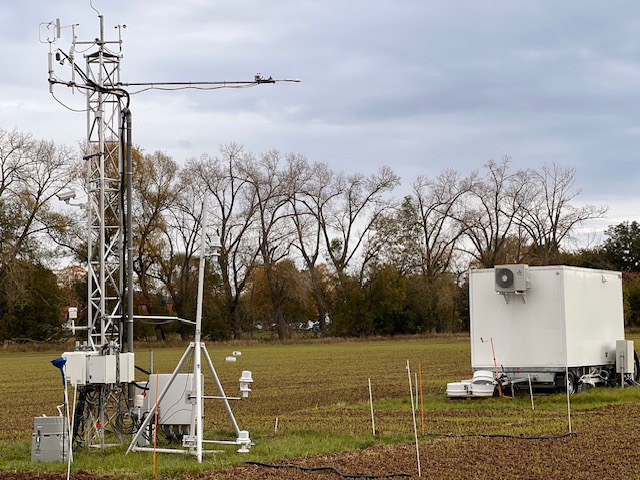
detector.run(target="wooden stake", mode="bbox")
[368,378,375,435]
[407,361,422,477]
[419,362,425,436]
[490,337,503,397]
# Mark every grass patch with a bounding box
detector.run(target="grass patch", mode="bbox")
[1,334,639,477]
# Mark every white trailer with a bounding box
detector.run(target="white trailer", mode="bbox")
[469,265,637,393]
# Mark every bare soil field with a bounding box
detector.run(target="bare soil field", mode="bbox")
[1,401,638,479]
[1,335,639,479]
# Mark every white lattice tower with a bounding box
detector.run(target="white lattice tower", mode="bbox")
[83,18,126,352]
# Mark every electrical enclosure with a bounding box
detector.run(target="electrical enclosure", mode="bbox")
[118,352,135,383]
[31,416,69,462]
[616,340,635,373]
[62,351,90,386]
[470,266,624,372]
[63,352,133,385]
[87,354,117,384]
[145,373,203,425]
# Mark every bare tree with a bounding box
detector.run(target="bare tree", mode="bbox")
[0,129,74,276]
[241,150,298,339]
[517,162,607,264]
[412,168,471,281]
[188,144,260,339]
[457,157,531,267]
[150,171,204,340]
[131,150,181,315]
[321,166,400,286]
[289,159,339,333]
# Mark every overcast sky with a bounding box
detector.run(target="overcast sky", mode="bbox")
[2,1,640,242]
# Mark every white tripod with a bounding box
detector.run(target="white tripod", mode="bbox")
[127,193,251,461]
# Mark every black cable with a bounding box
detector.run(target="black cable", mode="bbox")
[245,461,412,479]
[245,432,574,479]
[425,431,577,440]
[132,381,149,391]
[138,319,182,325]
[135,365,151,375]
[53,48,131,109]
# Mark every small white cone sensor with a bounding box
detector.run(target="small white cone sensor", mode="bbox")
[225,356,237,362]
[232,351,242,356]
[239,370,253,398]
[237,430,251,453]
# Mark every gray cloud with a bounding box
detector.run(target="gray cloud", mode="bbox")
[2,0,640,233]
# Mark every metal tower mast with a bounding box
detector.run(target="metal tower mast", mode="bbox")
[43,5,298,454]
[83,17,126,353]
[43,14,128,353]
[43,12,297,356]
[43,13,132,449]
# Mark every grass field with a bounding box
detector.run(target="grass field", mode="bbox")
[1,333,639,478]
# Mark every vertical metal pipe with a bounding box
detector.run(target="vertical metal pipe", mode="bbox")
[565,366,572,434]
[125,108,133,354]
[195,192,208,345]
[124,108,134,407]
[194,193,208,462]
[97,29,106,348]
[119,112,126,350]
[419,362,425,436]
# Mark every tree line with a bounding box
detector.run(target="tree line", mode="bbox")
[3,127,639,342]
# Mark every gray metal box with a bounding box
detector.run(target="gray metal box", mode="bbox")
[616,340,635,373]
[31,416,69,462]
[87,354,117,384]
[119,352,135,383]
[145,373,201,425]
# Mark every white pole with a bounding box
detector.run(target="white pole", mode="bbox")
[406,361,422,478]
[368,378,375,435]
[565,366,572,434]
[62,368,72,462]
[66,377,77,480]
[274,416,279,434]
[193,192,209,463]
[70,383,77,457]
[527,374,534,411]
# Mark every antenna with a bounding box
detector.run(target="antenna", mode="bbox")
[89,0,101,16]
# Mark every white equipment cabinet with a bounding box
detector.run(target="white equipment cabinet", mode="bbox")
[144,373,201,425]
[62,352,133,386]
[469,265,633,391]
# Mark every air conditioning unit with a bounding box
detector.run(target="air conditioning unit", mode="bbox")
[494,264,528,293]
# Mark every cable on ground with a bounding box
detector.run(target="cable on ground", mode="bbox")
[245,461,412,479]
[426,431,577,440]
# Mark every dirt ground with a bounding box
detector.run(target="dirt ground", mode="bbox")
[1,402,638,480]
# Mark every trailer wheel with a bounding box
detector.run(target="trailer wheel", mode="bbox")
[555,372,576,394]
